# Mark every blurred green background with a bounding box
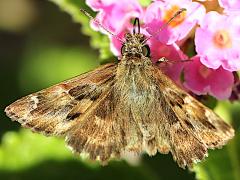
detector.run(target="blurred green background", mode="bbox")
[0,0,239,180]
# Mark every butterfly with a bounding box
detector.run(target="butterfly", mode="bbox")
[5,8,234,168]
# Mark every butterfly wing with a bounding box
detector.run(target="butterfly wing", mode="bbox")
[6,62,143,163]
[5,63,117,136]
[152,66,235,168]
[66,81,143,163]
[66,89,124,163]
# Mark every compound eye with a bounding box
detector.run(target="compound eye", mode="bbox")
[121,45,127,55]
[142,45,150,57]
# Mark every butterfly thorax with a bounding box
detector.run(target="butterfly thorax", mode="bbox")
[115,56,158,109]
[114,56,163,146]
[115,30,157,110]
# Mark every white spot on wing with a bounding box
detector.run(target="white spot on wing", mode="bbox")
[184,96,192,104]
[30,95,39,109]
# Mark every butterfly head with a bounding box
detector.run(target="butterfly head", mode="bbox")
[121,18,150,58]
[80,8,186,60]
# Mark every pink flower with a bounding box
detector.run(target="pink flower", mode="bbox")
[149,38,188,84]
[86,0,143,34]
[219,0,240,11]
[144,0,206,44]
[86,0,115,11]
[183,56,234,99]
[86,0,236,100]
[195,11,240,71]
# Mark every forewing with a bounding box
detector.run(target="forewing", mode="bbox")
[66,89,118,162]
[66,86,144,164]
[153,66,234,168]
[5,63,117,136]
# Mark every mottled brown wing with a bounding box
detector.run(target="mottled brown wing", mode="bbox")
[66,89,120,163]
[5,63,117,136]
[153,66,234,168]
[66,87,144,163]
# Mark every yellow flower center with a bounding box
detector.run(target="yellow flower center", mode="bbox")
[199,65,211,79]
[213,30,232,49]
[163,5,187,28]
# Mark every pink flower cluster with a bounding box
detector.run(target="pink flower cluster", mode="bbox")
[86,0,240,100]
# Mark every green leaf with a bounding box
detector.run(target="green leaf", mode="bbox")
[19,44,99,92]
[0,130,72,171]
[193,101,240,180]
[0,131,159,180]
[49,0,114,61]
[139,0,152,7]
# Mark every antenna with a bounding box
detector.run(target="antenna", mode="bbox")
[133,18,140,34]
[80,9,124,43]
[142,8,187,44]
